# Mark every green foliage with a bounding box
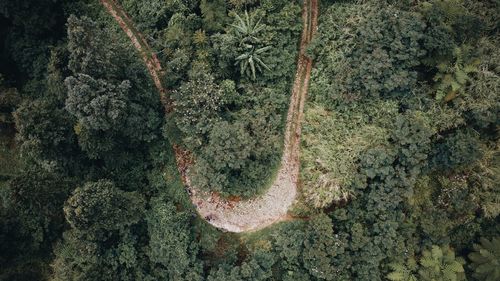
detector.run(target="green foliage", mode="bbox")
[387,258,418,281]
[302,214,345,280]
[457,37,500,129]
[65,15,162,160]
[147,197,203,280]
[15,99,78,163]
[418,246,466,281]
[0,79,20,179]
[419,0,466,63]
[433,46,479,102]
[431,128,484,170]
[65,74,129,131]
[200,0,229,32]
[67,15,119,78]
[52,227,150,281]
[410,175,479,244]
[172,71,226,150]
[228,0,258,10]
[0,131,18,181]
[2,0,499,280]
[191,113,281,197]
[64,180,145,232]
[235,45,271,81]
[0,77,21,124]
[470,148,500,219]
[231,11,272,81]
[301,101,396,209]
[207,252,274,281]
[231,11,266,46]
[120,0,172,29]
[468,237,500,281]
[278,215,348,280]
[310,3,426,103]
[388,246,465,281]
[6,168,73,249]
[53,180,149,281]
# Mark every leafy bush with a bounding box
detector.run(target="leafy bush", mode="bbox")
[430,128,484,171]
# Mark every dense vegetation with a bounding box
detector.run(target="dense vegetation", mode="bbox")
[0,0,498,281]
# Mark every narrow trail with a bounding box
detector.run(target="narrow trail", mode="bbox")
[101,0,318,232]
[100,0,172,111]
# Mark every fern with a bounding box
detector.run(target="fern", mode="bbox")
[387,258,418,281]
[418,245,465,281]
[433,46,479,102]
[469,237,500,281]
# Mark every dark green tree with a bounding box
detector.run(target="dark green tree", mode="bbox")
[146,197,203,281]
[65,74,129,131]
[64,180,145,232]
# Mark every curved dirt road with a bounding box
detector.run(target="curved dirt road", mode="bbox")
[101,0,318,232]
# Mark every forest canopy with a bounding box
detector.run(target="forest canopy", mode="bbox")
[0,0,498,280]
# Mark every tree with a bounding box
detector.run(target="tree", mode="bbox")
[146,197,203,281]
[66,15,119,78]
[65,74,129,132]
[14,98,83,172]
[231,11,271,80]
[200,0,229,32]
[64,180,145,232]
[231,11,266,46]
[65,15,163,160]
[6,168,73,249]
[190,119,256,195]
[235,46,271,81]
[302,214,346,281]
[468,237,500,281]
[207,249,275,281]
[64,74,132,159]
[171,70,226,150]
[52,227,150,281]
[52,180,148,280]
[310,3,426,102]
[0,74,21,124]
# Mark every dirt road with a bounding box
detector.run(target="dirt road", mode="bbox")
[101,0,318,232]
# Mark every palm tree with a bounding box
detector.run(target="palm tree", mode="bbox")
[231,10,265,46]
[235,45,271,80]
[231,11,271,80]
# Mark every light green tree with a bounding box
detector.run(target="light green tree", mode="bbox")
[387,246,466,281]
[387,258,418,281]
[418,246,466,281]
